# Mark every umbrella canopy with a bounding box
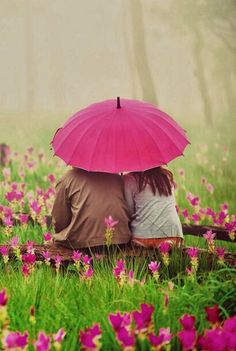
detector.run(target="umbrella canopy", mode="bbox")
[51,98,190,173]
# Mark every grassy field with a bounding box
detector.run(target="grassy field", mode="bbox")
[0,116,235,350]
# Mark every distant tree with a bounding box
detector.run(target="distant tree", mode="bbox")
[128,0,158,105]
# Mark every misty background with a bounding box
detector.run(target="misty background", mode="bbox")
[0,0,236,150]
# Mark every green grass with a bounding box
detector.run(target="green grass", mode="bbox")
[0,117,236,349]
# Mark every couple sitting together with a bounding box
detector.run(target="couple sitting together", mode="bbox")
[52,167,183,250]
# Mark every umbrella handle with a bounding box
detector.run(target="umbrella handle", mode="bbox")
[117,97,121,109]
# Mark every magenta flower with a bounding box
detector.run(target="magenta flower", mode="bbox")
[178,168,185,177]
[207,183,214,194]
[53,328,66,343]
[182,209,189,218]
[149,327,173,348]
[0,246,8,256]
[27,240,35,253]
[72,250,82,261]
[3,331,28,349]
[223,316,236,333]
[82,255,92,265]
[42,251,50,262]
[104,215,119,229]
[198,328,228,351]
[0,288,8,306]
[178,329,196,350]
[3,216,13,227]
[80,323,102,351]
[10,236,19,248]
[216,247,225,259]
[186,247,198,259]
[43,232,52,242]
[192,213,200,224]
[205,304,220,325]
[132,303,154,332]
[19,214,29,225]
[148,261,161,273]
[84,267,94,279]
[159,242,171,254]
[30,200,41,215]
[22,253,36,265]
[22,263,30,277]
[34,332,51,351]
[109,312,131,333]
[55,256,62,265]
[190,196,200,207]
[5,190,16,202]
[179,314,196,330]
[203,230,216,241]
[117,327,135,349]
[206,208,215,217]
[48,174,55,183]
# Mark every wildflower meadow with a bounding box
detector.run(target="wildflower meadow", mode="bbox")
[0,120,236,350]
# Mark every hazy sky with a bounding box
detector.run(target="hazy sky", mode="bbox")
[0,0,235,122]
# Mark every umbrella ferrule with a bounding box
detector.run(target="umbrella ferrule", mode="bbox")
[117,97,121,109]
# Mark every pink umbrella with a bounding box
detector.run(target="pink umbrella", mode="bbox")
[51,97,190,173]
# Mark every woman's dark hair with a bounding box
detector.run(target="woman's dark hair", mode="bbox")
[131,167,174,196]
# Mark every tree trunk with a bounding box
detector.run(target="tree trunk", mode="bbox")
[192,26,213,125]
[129,0,158,105]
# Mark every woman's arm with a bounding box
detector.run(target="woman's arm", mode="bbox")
[51,179,72,233]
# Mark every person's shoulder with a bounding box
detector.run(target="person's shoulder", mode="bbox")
[123,173,137,187]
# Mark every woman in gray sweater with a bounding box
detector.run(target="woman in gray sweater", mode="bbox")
[124,167,183,248]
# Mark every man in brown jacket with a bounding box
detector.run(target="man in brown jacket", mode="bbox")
[52,168,131,249]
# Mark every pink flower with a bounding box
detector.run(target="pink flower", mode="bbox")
[205,305,220,325]
[159,242,171,254]
[30,200,41,215]
[10,236,19,248]
[2,167,11,179]
[79,323,102,350]
[186,247,198,259]
[22,253,36,265]
[207,183,214,194]
[192,213,200,224]
[3,216,13,227]
[34,332,51,351]
[191,197,200,207]
[117,327,135,349]
[179,314,196,330]
[178,329,196,350]
[43,232,52,242]
[42,251,50,261]
[113,259,125,279]
[216,247,225,260]
[0,288,8,306]
[132,303,154,332]
[82,255,92,265]
[84,267,94,279]
[203,230,216,241]
[109,312,131,333]
[178,168,185,177]
[27,240,35,253]
[53,328,66,343]
[149,327,173,348]
[104,215,119,229]
[55,256,62,265]
[148,261,160,273]
[72,250,82,262]
[22,263,30,277]
[47,174,55,183]
[0,246,8,256]
[198,328,227,351]
[182,209,189,218]
[5,190,16,202]
[3,331,28,349]
[19,214,29,225]
[220,202,229,213]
